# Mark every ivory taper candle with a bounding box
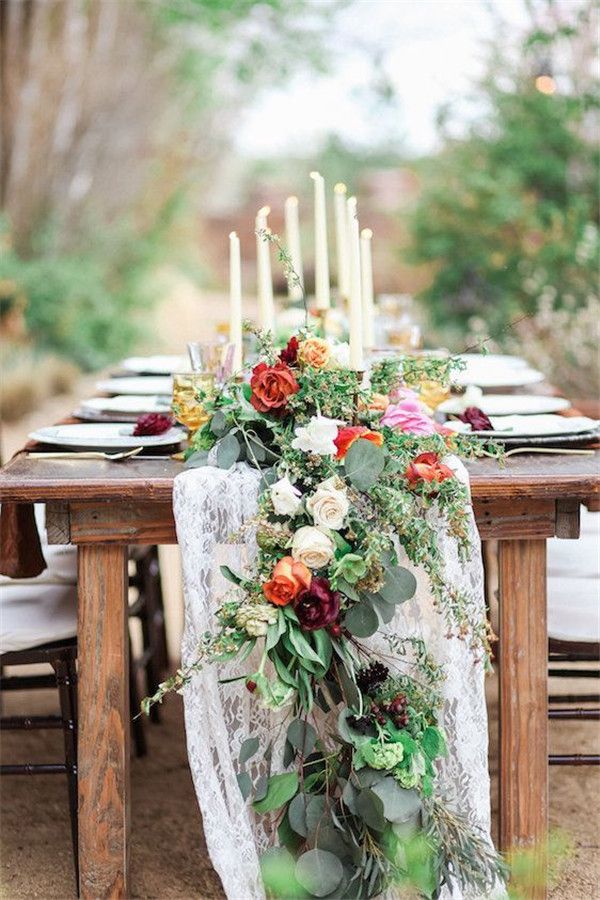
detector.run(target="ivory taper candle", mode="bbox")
[229,231,243,370]
[347,196,363,370]
[310,171,330,310]
[360,228,375,350]
[284,195,304,301]
[255,206,275,333]
[334,182,350,300]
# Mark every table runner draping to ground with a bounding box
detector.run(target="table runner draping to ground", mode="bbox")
[173,460,499,899]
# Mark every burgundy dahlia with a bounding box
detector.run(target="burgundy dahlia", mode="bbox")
[133,413,173,436]
[279,336,299,366]
[294,577,340,631]
[458,406,493,432]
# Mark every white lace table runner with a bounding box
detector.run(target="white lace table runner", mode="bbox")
[173,461,496,900]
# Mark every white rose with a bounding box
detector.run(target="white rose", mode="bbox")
[327,340,350,369]
[291,525,335,570]
[306,482,349,530]
[291,415,340,456]
[270,477,302,516]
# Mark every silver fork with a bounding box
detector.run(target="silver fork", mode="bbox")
[28,446,145,461]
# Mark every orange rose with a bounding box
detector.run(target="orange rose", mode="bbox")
[298,337,330,369]
[263,555,312,606]
[405,452,455,487]
[334,425,384,460]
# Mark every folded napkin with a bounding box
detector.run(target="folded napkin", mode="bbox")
[0,501,46,579]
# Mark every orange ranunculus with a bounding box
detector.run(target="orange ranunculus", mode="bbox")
[263,555,312,606]
[250,362,299,415]
[405,452,455,487]
[298,337,330,369]
[334,425,384,460]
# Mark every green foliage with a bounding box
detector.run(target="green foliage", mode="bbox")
[409,9,599,344]
[0,214,173,370]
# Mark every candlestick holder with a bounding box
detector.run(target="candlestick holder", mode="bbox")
[315,308,328,338]
[352,369,365,425]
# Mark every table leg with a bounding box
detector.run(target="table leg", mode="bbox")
[77,544,130,899]
[499,538,548,898]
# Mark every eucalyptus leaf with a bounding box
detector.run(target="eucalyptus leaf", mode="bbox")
[379,564,417,604]
[356,789,386,832]
[184,449,210,468]
[239,736,260,765]
[370,778,422,824]
[286,719,317,757]
[368,593,397,624]
[336,577,360,602]
[288,792,308,837]
[254,773,268,802]
[344,439,385,491]
[295,849,344,898]
[216,432,242,469]
[260,848,299,897]
[343,601,379,638]
[305,795,326,837]
[338,666,360,709]
[236,772,252,800]
[253,772,299,814]
[210,410,228,437]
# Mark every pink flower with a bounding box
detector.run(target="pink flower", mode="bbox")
[380,399,437,435]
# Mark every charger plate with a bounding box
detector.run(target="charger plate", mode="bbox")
[29,423,185,451]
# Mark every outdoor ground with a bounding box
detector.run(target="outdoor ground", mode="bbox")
[1,285,599,898]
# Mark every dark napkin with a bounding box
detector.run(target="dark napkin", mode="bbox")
[0,500,46,578]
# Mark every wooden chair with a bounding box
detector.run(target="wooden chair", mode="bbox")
[547,508,600,766]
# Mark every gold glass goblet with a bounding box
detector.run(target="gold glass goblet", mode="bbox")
[172,371,216,437]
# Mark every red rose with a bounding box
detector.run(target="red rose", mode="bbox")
[334,425,384,460]
[405,452,455,487]
[294,577,341,631]
[250,362,299,415]
[279,336,299,366]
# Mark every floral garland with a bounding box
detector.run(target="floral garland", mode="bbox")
[144,329,506,899]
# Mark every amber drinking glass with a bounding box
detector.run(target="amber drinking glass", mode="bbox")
[171,372,216,436]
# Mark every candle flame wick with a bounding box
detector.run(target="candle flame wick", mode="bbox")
[310,171,321,181]
[361,228,373,239]
[334,182,347,193]
[257,206,270,218]
[286,195,298,205]
[229,231,237,239]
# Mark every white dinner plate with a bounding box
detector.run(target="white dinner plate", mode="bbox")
[447,414,599,438]
[439,394,571,417]
[121,355,188,375]
[456,353,528,369]
[79,395,172,416]
[29,423,185,451]
[452,367,545,388]
[96,376,173,396]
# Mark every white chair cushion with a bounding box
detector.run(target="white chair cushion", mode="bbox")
[547,509,600,643]
[0,582,77,654]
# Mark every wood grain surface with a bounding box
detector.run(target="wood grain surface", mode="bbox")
[499,539,549,899]
[77,544,130,899]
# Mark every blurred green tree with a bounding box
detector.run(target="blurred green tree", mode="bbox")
[408,0,599,344]
[0,0,343,367]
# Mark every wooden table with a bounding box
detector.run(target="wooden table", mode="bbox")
[1,451,598,899]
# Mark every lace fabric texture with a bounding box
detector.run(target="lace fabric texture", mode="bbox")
[174,460,497,900]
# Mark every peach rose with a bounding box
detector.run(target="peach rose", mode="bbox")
[298,337,330,369]
[368,392,390,413]
[263,555,312,606]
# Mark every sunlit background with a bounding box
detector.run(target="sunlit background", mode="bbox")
[1,0,598,432]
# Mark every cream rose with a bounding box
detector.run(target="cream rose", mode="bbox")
[291,526,335,570]
[270,477,302,516]
[306,481,349,530]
